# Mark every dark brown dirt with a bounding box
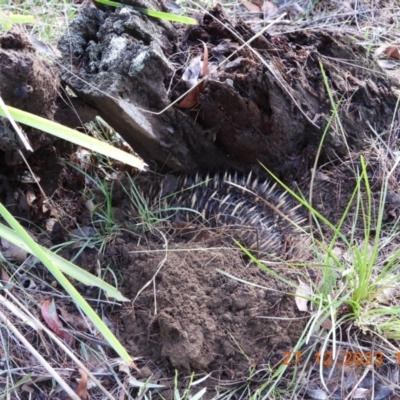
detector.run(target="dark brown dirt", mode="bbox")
[57,3,400,177]
[0,29,97,167]
[0,140,317,384]
[0,29,59,119]
[0,29,60,165]
[119,240,312,377]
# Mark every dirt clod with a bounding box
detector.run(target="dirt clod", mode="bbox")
[121,243,309,375]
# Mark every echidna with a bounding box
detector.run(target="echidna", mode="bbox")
[134,172,309,259]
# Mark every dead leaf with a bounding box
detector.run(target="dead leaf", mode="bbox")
[295,279,312,311]
[384,45,400,60]
[386,193,400,207]
[45,217,57,232]
[28,34,62,58]
[376,285,398,303]
[119,363,131,375]
[374,384,393,399]
[66,369,88,400]
[1,229,37,262]
[1,238,28,262]
[389,209,397,219]
[21,384,35,394]
[41,299,74,346]
[18,170,40,183]
[114,357,140,372]
[181,55,202,89]
[59,306,91,332]
[76,148,92,170]
[352,387,370,398]
[311,311,333,330]
[177,87,201,109]
[0,266,10,283]
[315,171,330,181]
[375,274,399,303]
[202,41,208,83]
[75,369,88,400]
[377,59,399,70]
[341,1,353,13]
[84,199,95,212]
[177,42,209,109]
[331,246,344,257]
[306,387,328,399]
[320,317,332,330]
[262,1,277,16]
[25,187,37,206]
[242,1,261,12]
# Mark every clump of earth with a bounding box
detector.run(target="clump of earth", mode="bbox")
[119,239,310,376]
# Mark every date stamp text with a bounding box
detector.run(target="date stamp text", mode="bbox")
[282,351,387,367]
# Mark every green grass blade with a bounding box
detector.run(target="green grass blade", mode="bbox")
[130,6,196,24]
[94,0,197,25]
[0,13,36,27]
[6,15,36,24]
[0,222,127,301]
[0,204,133,365]
[0,105,146,171]
[0,373,32,400]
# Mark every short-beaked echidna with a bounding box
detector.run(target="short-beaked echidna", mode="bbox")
[134,172,309,259]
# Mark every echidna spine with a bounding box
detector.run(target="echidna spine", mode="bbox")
[134,172,308,258]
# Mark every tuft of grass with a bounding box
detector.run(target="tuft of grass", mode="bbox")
[250,150,400,397]
[121,172,204,232]
[0,204,133,364]
[94,0,198,25]
[0,0,78,43]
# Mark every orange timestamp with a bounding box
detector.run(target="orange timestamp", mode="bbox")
[282,351,386,367]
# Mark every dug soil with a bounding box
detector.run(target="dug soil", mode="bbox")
[0,141,317,387]
[119,241,310,377]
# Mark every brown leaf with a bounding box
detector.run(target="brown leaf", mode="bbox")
[177,42,209,109]
[75,369,88,400]
[306,387,329,399]
[351,387,370,398]
[177,87,201,109]
[310,311,332,330]
[331,246,344,257]
[384,44,400,60]
[242,1,261,12]
[320,317,333,330]
[66,369,88,400]
[41,299,74,346]
[201,41,208,88]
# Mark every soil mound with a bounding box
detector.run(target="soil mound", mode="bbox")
[120,241,310,376]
